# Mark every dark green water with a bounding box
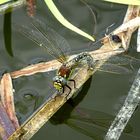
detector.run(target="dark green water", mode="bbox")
[0,0,140,140]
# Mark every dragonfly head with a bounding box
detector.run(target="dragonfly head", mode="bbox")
[53,75,67,91]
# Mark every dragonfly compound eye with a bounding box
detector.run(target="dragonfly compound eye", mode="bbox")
[53,76,67,90]
[53,82,63,90]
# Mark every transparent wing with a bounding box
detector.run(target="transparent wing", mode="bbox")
[98,54,140,74]
[107,54,140,66]
[31,18,71,61]
[13,18,71,63]
[99,63,132,74]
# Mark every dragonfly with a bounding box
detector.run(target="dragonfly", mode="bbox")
[15,18,139,95]
[15,18,95,95]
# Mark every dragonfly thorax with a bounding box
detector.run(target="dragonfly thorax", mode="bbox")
[53,75,67,91]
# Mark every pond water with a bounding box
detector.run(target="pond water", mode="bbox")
[0,0,140,140]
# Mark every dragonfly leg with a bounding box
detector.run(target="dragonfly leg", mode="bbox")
[53,86,64,101]
[65,84,72,99]
[54,84,71,99]
[68,79,76,88]
[62,85,65,93]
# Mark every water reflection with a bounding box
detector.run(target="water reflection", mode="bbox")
[15,88,40,123]
[49,77,139,140]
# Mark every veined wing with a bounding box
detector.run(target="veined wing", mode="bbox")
[106,54,140,66]
[14,18,71,63]
[99,63,132,74]
[31,18,71,62]
[98,54,140,74]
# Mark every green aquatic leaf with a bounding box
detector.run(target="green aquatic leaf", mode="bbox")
[0,0,11,5]
[44,0,95,42]
[103,0,140,5]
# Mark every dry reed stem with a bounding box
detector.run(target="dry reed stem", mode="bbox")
[0,74,19,129]
[0,101,16,140]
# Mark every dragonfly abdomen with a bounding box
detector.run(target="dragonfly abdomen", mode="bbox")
[66,52,94,69]
[58,52,94,80]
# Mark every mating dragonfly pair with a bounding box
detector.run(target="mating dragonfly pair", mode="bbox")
[16,18,137,96]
